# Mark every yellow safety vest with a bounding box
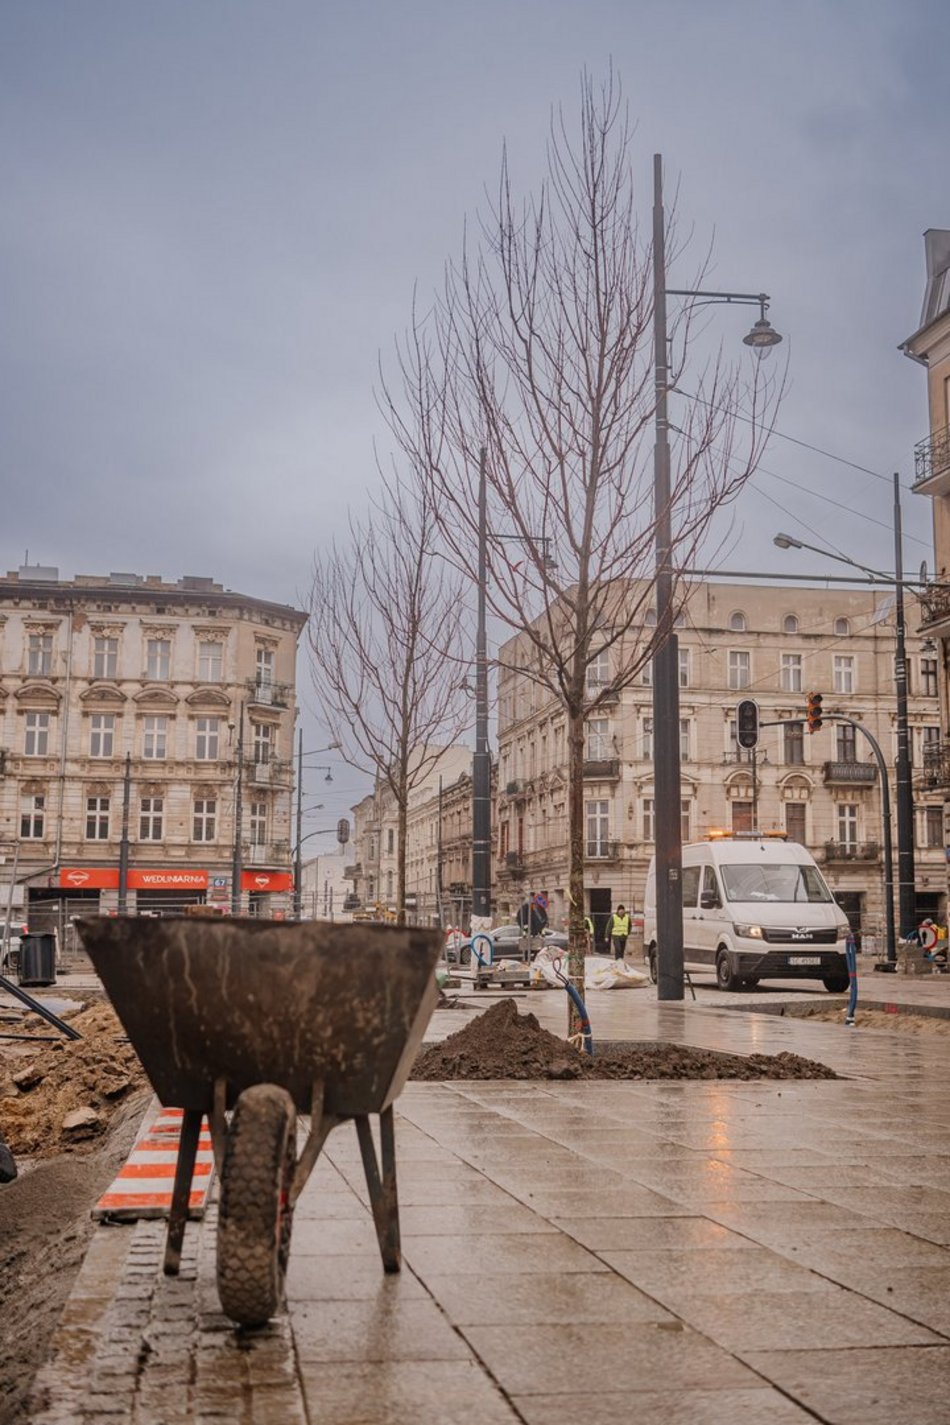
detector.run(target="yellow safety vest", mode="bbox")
[611,913,630,936]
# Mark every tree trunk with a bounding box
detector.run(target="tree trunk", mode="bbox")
[567,702,587,1041]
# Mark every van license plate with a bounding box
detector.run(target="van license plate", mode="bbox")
[788,956,821,966]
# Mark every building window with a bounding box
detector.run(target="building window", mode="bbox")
[678,648,690,688]
[641,659,653,687]
[783,614,799,635]
[386,827,395,854]
[143,716,167,759]
[586,717,610,760]
[586,648,609,692]
[249,801,267,845]
[20,793,45,839]
[644,608,657,627]
[921,657,939,698]
[146,638,171,680]
[24,711,50,756]
[195,717,220,760]
[140,796,163,841]
[781,653,802,693]
[835,724,856,763]
[834,617,850,637]
[642,798,654,842]
[923,806,943,850]
[94,636,118,679]
[85,796,110,840]
[732,800,754,833]
[198,641,223,682]
[837,803,858,850]
[679,719,690,762]
[681,799,692,844]
[784,722,805,764]
[785,802,806,844]
[90,714,116,758]
[386,871,394,898]
[193,798,216,842]
[728,651,750,690]
[256,647,275,687]
[28,632,53,676]
[253,723,274,765]
[729,611,747,632]
[917,725,941,767]
[641,717,654,759]
[833,655,855,694]
[585,799,609,857]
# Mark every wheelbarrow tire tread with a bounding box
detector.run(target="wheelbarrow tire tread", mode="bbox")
[217,1084,296,1328]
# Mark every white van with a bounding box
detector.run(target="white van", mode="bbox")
[644,836,851,992]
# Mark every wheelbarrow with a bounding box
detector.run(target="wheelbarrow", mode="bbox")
[76,916,442,1328]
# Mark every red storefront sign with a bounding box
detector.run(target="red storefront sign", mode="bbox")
[241,870,293,893]
[60,868,210,891]
[128,870,209,890]
[60,867,120,890]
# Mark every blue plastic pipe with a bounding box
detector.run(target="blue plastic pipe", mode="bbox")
[844,933,858,1026]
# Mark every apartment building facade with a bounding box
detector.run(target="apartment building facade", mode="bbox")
[0,566,306,949]
[493,581,945,947]
[901,229,950,902]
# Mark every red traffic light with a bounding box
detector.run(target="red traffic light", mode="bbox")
[806,691,823,733]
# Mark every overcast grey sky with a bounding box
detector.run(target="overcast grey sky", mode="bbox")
[1,1,945,823]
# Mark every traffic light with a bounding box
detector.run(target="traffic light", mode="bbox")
[736,699,759,749]
[806,691,823,733]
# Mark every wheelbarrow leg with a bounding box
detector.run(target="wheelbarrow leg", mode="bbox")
[163,1108,202,1275]
[355,1106,400,1273]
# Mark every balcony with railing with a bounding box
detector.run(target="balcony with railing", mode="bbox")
[919,579,950,631]
[582,757,621,780]
[913,425,950,495]
[822,760,877,786]
[585,840,621,862]
[243,841,290,867]
[916,742,950,791]
[822,840,880,863]
[245,678,291,709]
[245,756,291,788]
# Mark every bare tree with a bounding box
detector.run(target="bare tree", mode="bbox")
[308,474,470,923]
[382,71,782,1020]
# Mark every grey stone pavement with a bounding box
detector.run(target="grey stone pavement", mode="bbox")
[25,966,950,1424]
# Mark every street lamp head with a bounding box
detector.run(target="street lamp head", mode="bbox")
[743,315,783,358]
[773,533,803,551]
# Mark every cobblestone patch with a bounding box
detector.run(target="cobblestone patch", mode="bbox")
[28,1203,308,1423]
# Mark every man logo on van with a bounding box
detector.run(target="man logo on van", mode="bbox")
[791,929,815,940]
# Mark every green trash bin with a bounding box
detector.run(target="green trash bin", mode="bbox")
[18,933,56,987]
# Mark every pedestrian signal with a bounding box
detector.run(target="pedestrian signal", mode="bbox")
[736,699,759,749]
[806,691,823,733]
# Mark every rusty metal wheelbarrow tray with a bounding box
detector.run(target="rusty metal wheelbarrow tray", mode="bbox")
[77,917,442,1325]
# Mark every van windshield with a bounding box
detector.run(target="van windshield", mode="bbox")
[719,863,833,904]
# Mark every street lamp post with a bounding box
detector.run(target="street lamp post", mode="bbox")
[652,153,781,1001]
[472,445,492,930]
[294,736,338,919]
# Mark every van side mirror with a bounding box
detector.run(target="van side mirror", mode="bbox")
[700,890,721,910]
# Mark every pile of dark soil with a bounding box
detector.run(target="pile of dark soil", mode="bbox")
[0,999,147,1157]
[411,999,837,1081]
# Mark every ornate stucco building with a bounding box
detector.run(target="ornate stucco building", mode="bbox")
[492,581,944,948]
[901,229,950,905]
[0,566,306,955]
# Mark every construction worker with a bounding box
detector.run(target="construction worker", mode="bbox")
[608,904,631,960]
[584,915,594,952]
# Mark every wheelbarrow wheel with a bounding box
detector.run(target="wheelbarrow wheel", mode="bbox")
[217,1084,297,1328]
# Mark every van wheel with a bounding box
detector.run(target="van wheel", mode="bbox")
[648,945,658,984]
[716,950,741,992]
[823,974,849,993]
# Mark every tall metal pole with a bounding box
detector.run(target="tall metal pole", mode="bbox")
[437,775,444,927]
[118,752,131,914]
[231,704,245,916]
[893,472,916,938]
[652,154,684,1000]
[471,444,492,926]
[294,727,303,920]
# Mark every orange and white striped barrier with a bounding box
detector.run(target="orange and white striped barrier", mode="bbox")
[93,1106,215,1221]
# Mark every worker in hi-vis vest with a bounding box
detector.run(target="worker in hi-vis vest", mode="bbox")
[608,905,631,960]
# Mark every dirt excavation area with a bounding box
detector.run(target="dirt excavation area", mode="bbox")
[0,999,149,1424]
[412,998,837,1080]
[799,1005,950,1034]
